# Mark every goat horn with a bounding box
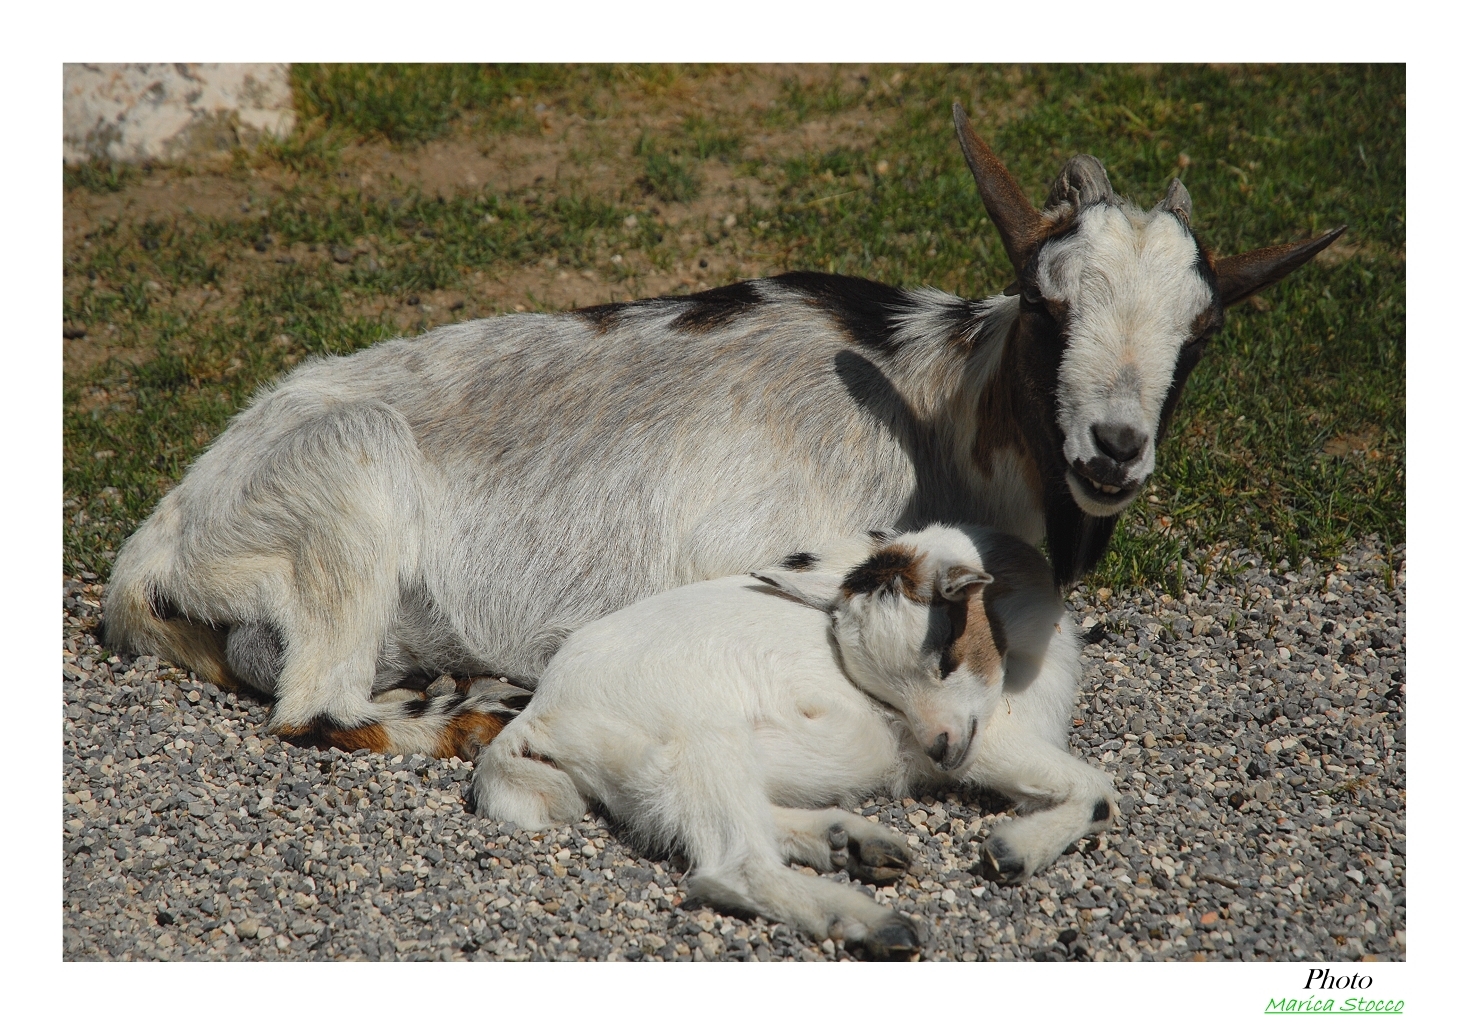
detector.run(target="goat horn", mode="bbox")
[952,103,1043,271]
[1045,155,1116,212]
[1214,225,1347,307]
[1154,177,1193,226]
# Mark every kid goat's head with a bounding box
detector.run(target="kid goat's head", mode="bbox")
[953,104,1345,583]
[756,525,1055,775]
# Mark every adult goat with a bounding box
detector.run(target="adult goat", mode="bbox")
[105,104,1344,755]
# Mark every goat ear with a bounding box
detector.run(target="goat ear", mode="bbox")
[953,103,1044,272]
[1154,177,1192,226]
[751,570,845,611]
[1215,226,1347,307]
[1045,155,1115,211]
[938,565,993,603]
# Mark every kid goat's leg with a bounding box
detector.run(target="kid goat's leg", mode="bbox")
[637,733,920,958]
[964,725,1119,885]
[769,807,912,884]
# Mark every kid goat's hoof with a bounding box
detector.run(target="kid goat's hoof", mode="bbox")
[976,837,1028,885]
[849,836,910,884]
[861,916,921,960]
[827,826,849,871]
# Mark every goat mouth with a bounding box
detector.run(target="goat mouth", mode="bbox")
[941,717,980,773]
[1066,467,1141,512]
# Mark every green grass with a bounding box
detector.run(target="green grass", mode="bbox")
[634,133,702,203]
[64,159,142,193]
[63,64,1404,593]
[290,63,584,144]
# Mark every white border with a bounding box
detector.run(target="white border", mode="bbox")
[7,2,1446,1018]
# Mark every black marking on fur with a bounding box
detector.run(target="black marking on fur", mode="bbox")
[773,272,916,354]
[147,585,182,621]
[523,747,560,769]
[669,280,762,332]
[403,692,467,718]
[842,546,919,598]
[1091,799,1111,823]
[1045,501,1119,590]
[779,551,818,572]
[934,597,968,678]
[498,689,533,711]
[573,302,627,332]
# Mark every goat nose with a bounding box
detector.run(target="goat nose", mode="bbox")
[1091,422,1147,464]
[926,733,950,765]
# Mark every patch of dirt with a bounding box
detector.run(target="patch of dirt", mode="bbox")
[64,169,277,248]
[1323,427,1384,460]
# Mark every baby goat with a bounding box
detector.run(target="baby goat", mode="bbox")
[472,525,1116,957]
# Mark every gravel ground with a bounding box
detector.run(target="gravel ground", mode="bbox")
[62,538,1405,962]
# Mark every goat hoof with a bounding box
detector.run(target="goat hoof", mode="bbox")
[850,836,910,884]
[862,916,921,960]
[976,837,1027,885]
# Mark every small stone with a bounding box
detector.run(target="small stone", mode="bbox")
[1199,911,1219,925]
[723,214,737,229]
[237,918,260,938]
[623,215,638,229]
[1141,731,1157,748]
[331,246,353,264]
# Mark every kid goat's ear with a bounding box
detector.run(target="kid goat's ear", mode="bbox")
[751,570,846,612]
[938,565,993,603]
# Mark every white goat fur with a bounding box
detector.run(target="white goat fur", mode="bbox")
[473,526,1118,952]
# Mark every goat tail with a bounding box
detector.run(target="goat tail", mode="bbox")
[101,548,239,689]
[280,685,532,762]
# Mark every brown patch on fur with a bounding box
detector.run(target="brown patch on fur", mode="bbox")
[434,710,510,761]
[841,543,925,601]
[155,618,244,691]
[971,350,1028,477]
[949,595,1005,685]
[323,723,392,753]
[969,307,1051,510]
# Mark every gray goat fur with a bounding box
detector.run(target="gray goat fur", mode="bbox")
[104,104,1343,750]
